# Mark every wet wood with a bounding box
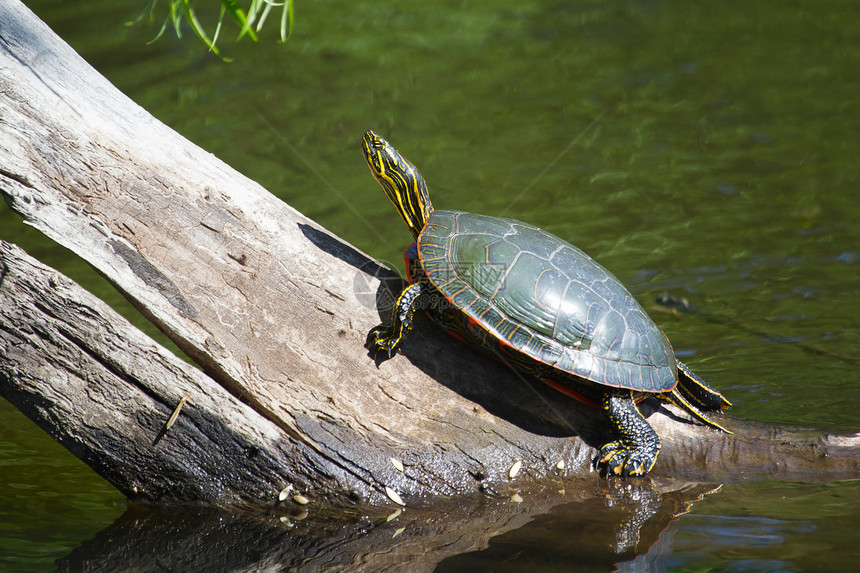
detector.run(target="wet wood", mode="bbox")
[0,0,857,512]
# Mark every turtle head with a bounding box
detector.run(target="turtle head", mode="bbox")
[362,130,433,239]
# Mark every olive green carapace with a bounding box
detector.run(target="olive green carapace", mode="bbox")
[361,130,731,477]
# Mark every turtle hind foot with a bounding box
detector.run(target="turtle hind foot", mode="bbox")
[598,441,659,477]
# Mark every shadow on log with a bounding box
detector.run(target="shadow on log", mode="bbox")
[0,0,858,523]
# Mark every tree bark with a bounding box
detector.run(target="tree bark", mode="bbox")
[0,0,857,512]
[0,241,333,510]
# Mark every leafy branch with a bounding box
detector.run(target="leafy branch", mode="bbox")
[133,0,294,60]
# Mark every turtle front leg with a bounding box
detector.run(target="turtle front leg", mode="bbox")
[598,390,661,477]
[365,283,427,358]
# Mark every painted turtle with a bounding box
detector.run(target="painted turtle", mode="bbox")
[361,130,731,476]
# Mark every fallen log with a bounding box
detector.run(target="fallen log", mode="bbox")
[0,0,857,513]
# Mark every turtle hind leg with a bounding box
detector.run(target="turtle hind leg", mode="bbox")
[676,360,732,411]
[366,282,427,358]
[598,390,661,477]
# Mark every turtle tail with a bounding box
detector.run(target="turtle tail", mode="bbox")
[664,387,732,434]
[676,360,732,411]
[663,360,732,434]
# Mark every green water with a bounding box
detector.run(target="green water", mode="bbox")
[1,0,858,570]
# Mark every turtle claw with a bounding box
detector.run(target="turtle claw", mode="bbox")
[598,441,656,477]
[365,325,401,359]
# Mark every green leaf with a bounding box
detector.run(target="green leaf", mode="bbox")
[223,0,259,42]
[132,0,292,57]
[182,0,223,57]
[280,0,294,42]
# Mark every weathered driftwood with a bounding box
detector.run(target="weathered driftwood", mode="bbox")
[0,241,324,509]
[0,0,858,513]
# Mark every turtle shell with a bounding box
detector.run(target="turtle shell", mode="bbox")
[417,210,678,392]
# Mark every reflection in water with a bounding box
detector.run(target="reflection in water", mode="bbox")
[670,514,817,572]
[603,480,663,553]
[53,479,860,571]
[56,480,722,572]
[432,481,722,572]
[608,482,724,572]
